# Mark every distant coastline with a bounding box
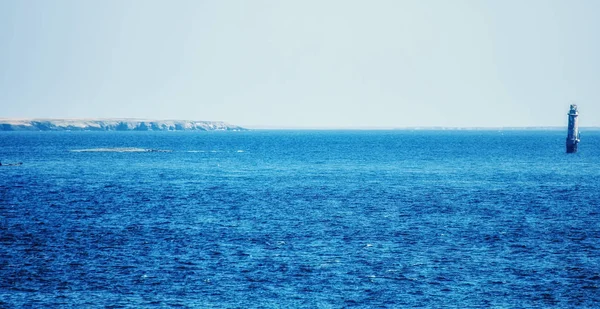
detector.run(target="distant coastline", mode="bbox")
[0,118,246,131]
[1,119,598,132]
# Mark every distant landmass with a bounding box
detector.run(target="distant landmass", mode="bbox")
[0,118,246,131]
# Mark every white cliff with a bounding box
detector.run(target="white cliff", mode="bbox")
[0,118,246,131]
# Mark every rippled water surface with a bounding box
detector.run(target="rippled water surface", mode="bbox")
[1,130,600,308]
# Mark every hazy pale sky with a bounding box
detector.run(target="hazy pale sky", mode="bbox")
[1,0,598,127]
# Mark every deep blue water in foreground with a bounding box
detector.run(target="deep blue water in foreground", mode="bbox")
[1,130,600,308]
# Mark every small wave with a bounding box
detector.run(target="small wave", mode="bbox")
[71,148,172,153]
[186,150,243,153]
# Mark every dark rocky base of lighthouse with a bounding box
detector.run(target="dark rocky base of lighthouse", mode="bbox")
[566,141,578,153]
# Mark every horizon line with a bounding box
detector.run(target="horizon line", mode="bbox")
[242,125,600,131]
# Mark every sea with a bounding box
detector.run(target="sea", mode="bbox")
[1,130,599,308]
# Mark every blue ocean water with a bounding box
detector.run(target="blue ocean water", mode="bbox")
[1,130,600,308]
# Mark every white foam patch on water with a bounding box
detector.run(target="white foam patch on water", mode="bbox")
[71,148,172,153]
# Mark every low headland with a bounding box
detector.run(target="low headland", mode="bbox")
[0,118,246,131]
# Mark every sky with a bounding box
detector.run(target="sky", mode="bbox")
[1,0,599,128]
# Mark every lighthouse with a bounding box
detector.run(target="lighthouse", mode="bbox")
[566,104,580,153]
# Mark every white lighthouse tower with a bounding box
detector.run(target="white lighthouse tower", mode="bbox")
[566,104,580,153]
